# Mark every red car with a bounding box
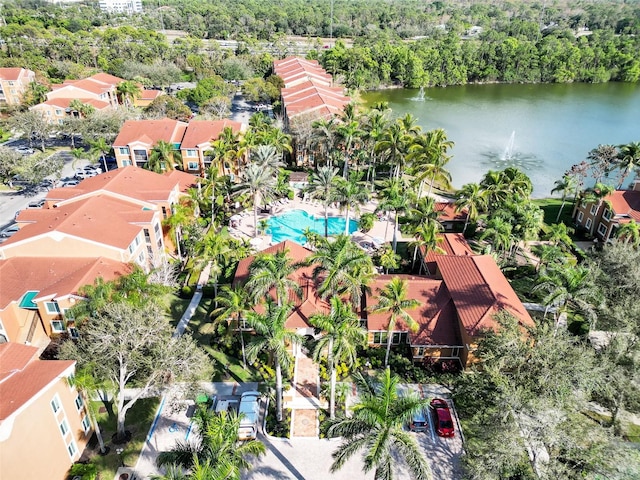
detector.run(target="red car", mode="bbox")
[430,398,455,437]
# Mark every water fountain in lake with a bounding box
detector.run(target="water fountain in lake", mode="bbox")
[480,130,543,171]
[412,86,426,101]
[502,130,516,161]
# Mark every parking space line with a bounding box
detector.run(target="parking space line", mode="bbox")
[426,402,436,442]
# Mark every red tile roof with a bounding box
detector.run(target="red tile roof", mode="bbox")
[139,89,164,100]
[422,233,474,273]
[435,202,467,222]
[88,72,124,86]
[0,343,75,421]
[435,255,534,336]
[233,240,330,329]
[606,190,640,222]
[365,275,461,346]
[57,78,113,95]
[113,119,189,147]
[35,97,111,110]
[180,120,244,149]
[0,257,132,310]
[6,196,151,251]
[45,166,190,205]
[0,67,29,81]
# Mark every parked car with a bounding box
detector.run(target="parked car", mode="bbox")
[409,409,428,433]
[237,391,261,440]
[63,180,80,187]
[75,169,97,180]
[430,398,455,437]
[28,199,45,209]
[0,223,20,237]
[15,146,34,155]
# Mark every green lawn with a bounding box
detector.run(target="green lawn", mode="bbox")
[533,198,575,225]
[88,397,160,479]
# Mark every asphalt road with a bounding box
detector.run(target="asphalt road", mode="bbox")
[0,147,95,238]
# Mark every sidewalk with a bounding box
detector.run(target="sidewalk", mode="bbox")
[287,351,325,438]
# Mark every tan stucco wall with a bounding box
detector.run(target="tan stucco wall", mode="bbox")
[0,376,89,480]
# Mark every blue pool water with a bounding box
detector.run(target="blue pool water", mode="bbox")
[267,209,359,244]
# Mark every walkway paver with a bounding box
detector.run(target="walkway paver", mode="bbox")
[291,409,317,437]
[287,352,323,437]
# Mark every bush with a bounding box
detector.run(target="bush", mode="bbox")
[68,463,97,480]
[265,404,291,438]
[359,213,375,232]
[180,285,193,298]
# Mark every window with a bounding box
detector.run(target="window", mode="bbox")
[154,222,161,236]
[51,395,61,413]
[67,440,77,458]
[597,223,608,237]
[186,149,197,157]
[577,211,584,223]
[45,301,61,314]
[55,109,62,115]
[67,373,75,388]
[75,394,83,410]
[118,147,130,155]
[359,318,367,329]
[122,160,132,166]
[188,161,199,170]
[590,204,598,215]
[603,208,612,221]
[51,320,65,333]
[372,331,388,345]
[81,415,91,433]
[59,419,69,436]
[392,332,408,344]
[137,252,145,264]
[586,218,592,230]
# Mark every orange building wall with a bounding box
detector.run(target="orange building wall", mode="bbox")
[0,376,89,480]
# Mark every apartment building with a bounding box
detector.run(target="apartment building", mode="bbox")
[0,67,35,107]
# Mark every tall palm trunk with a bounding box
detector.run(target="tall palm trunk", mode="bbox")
[253,194,259,238]
[328,337,336,419]
[238,315,247,369]
[324,202,329,238]
[392,211,399,253]
[384,324,394,367]
[81,390,106,454]
[463,214,470,234]
[275,362,283,422]
[555,198,567,222]
[343,205,351,235]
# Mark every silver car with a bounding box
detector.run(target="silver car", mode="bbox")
[0,224,20,237]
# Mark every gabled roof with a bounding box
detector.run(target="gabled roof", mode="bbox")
[0,257,132,310]
[88,72,124,86]
[45,166,190,206]
[113,119,189,147]
[55,78,113,95]
[180,120,244,149]
[606,189,640,222]
[435,202,467,222]
[0,67,30,81]
[365,275,461,346]
[5,196,151,251]
[139,89,164,101]
[435,255,534,336]
[422,233,474,273]
[32,97,111,110]
[0,343,74,421]
[233,240,328,329]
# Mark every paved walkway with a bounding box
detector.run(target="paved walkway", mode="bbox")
[286,352,324,437]
[131,262,212,479]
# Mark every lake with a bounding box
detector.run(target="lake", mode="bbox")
[362,82,640,198]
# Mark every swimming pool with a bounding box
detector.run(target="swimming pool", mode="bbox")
[267,209,359,244]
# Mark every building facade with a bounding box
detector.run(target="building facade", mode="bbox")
[0,68,35,107]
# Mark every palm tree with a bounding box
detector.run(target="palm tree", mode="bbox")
[163,202,193,260]
[306,165,339,237]
[195,231,232,304]
[245,301,304,422]
[370,277,420,367]
[616,141,640,189]
[410,222,444,274]
[454,182,486,234]
[616,220,640,247]
[309,235,375,307]
[157,407,265,476]
[72,365,108,454]
[361,109,389,189]
[336,120,362,178]
[479,216,514,261]
[212,285,252,368]
[146,140,181,173]
[235,163,277,237]
[376,177,411,254]
[251,144,285,172]
[310,117,337,165]
[309,296,367,419]
[324,369,432,480]
[246,249,302,306]
[375,123,408,179]
[551,175,578,222]
[88,138,111,172]
[378,245,401,274]
[408,129,453,197]
[332,172,370,235]
[117,80,142,108]
[544,222,574,250]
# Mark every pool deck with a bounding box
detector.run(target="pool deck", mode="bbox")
[229,193,406,251]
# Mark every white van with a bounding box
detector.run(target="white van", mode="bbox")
[237,391,261,440]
